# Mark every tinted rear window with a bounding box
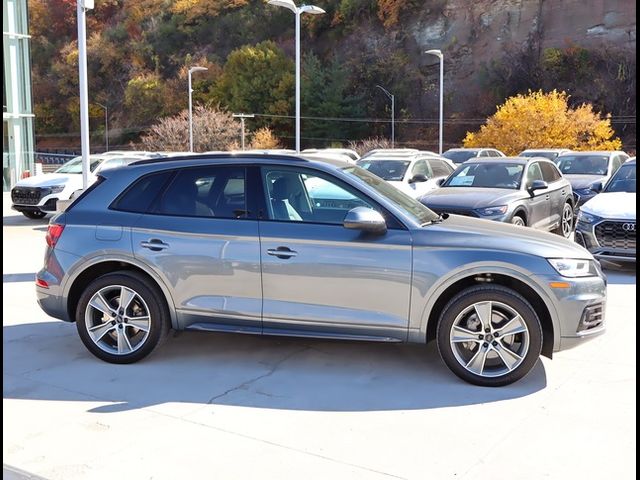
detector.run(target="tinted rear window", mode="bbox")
[112,171,173,213]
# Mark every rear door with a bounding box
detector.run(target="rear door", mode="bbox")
[258,165,413,341]
[129,165,263,332]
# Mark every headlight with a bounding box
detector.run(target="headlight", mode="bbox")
[548,258,598,278]
[49,185,66,194]
[477,205,508,216]
[576,210,597,224]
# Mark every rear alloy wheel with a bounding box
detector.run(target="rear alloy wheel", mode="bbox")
[436,285,542,387]
[76,271,169,363]
[510,215,526,227]
[557,202,574,238]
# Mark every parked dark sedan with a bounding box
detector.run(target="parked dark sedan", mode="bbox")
[555,151,629,208]
[420,157,575,237]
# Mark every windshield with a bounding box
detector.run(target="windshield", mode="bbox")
[55,156,103,174]
[342,166,439,224]
[605,163,636,193]
[556,155,609,175]
[520,151,560,160]
[442,150,478,164]
[355,159,411,181]
[443,162,524,189]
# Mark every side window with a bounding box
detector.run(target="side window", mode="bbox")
[525,162,544,185]
[112,171,173,213]
[262,167,377,225]
[540,162,561,183]
[153,166,246,218]
[411,160,431,178]
[478,150,489,157]
[428,159,454,177]
[611,156,622,174]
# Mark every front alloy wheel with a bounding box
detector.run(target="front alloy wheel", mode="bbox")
[437,285,542,386]
[560,202,574,238]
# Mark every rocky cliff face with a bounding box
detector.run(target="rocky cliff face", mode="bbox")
[404,0,635,111]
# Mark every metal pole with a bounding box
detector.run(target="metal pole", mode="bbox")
[391,94,395,149]
[295,10,301,153]
[77,1,91,189]
[241,117,246,150]
[104,105,109,151]
[438,55,444,155]
[188,70,193,152]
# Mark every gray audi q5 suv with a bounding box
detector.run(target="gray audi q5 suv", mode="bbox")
[36,154,606,386]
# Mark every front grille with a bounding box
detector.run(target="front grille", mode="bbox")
[594,221,636,250]
[11,187,46,205]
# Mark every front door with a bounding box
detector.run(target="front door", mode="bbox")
[524,162,551,229]
[258,165,413,341]
[131,165,262,332]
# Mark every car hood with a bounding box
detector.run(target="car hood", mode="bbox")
[421,187,523,209]
[565,174,606,190]
[581,192,636,220]
[414,214,592,259]
[14,173,81,188]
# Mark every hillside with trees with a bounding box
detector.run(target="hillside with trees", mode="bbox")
[29,0,636,151]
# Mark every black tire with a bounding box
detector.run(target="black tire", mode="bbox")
[510,213,526,227]
[436,285,543,387]
[554,201,574,238]
[22,210,47,219]
[75,271,170,364]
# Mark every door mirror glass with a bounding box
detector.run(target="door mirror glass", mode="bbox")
[436,178,445,186]
[343,207,387,234]
[409,173,429,183]
[591,181,603,192]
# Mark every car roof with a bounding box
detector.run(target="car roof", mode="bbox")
[456,156,532,165]
[521,148,570,152]
[557,151,619,156]
[445,148,482,152]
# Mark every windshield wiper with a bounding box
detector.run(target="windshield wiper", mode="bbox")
[422,212,448,226]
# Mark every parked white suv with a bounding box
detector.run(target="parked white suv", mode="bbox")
[11,153,152,219]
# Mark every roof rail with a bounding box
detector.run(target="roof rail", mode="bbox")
[129,152,308,166]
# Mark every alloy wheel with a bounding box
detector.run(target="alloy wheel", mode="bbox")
[85,285,151,355]
[449,301,530,378]
[561,204,574,237]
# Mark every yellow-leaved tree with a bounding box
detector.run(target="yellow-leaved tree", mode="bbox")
[463,90,622,155]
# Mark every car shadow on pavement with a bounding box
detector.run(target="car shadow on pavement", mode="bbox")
[603,267,636,285]
[4,321,546,413]
[2,215,50,228]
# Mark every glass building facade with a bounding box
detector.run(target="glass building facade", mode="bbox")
[3,0,35,191]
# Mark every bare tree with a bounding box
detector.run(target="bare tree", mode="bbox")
[141,106,238,152]
[348,137,392,156]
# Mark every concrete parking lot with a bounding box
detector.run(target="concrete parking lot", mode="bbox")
[3,193,636,480]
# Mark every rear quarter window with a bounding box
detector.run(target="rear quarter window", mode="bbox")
[111,171,174,213]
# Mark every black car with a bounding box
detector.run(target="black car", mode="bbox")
[555,151,629,208]
[420,157,575,237]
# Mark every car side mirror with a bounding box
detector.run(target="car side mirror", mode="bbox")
[343,207,387,234]
[436,178,445,186]
[591,181,603,192]
[409,173,429,184]
[527,179,548,196]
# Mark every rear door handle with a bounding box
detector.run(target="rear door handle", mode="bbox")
[545,194,550,200]
[140,239,170,251]
[267,247,297,259]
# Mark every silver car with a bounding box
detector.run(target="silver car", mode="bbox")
[36,154,606,386]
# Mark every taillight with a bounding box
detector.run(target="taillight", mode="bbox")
[46,224,65,248]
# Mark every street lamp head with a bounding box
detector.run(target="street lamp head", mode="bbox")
[189,66,208,73]
[268,0,298,13]
[299,4,325,14]
[425,49,443,58]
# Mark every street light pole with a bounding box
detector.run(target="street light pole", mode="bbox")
[425,49,444,155]
[232,113,255,150]
[77,0,94,189]
[268,0,325,153]
[95,102,108,151]
[376,85,395,148]
[188,66,208,152]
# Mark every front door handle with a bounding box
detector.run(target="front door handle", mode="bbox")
[545,194,550,200]
[267,247,298,259]
[140,239,170,251]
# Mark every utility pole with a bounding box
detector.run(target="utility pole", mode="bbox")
[232,114,255,150]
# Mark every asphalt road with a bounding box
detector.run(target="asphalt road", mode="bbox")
[3,193,636,480]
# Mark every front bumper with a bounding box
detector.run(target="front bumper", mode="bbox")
[536,272,607,352]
